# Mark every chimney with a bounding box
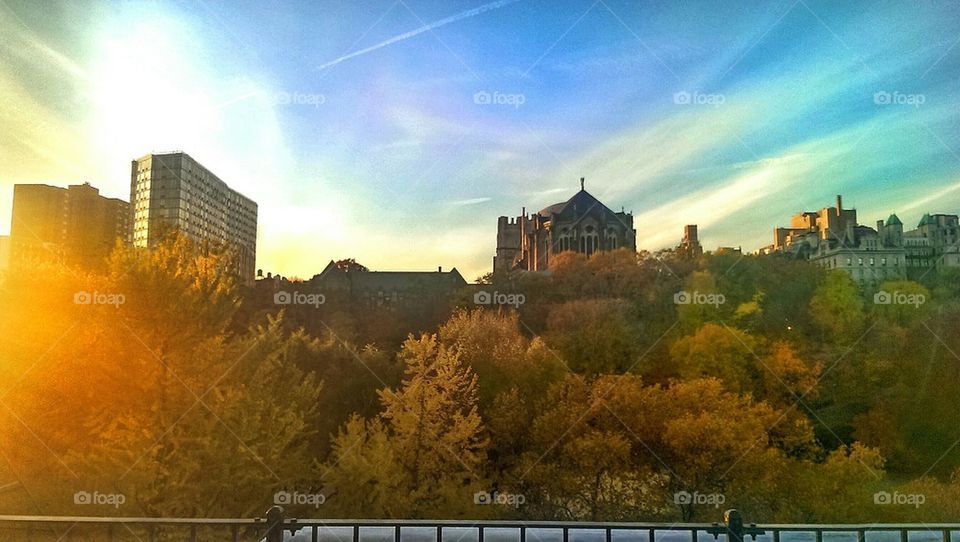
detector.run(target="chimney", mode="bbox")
[438,266,442,273]
[877,219,884,231]
[580,177,585,190]
[836,194,843,211]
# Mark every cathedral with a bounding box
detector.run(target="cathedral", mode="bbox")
[493,179,637,273]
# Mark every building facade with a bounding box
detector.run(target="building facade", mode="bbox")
[9,182,129,269]
[0,235,9,274]
[768,195,960,286]
[677,224,704,258]
[494,179,636,273]
[310,261,468,307]
[131,152,258,281]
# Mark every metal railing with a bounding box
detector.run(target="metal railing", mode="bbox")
[0,508,956,542]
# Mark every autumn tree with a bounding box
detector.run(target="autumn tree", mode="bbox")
[323,334,489,518]
[669,323,757,392]
[519,375,818,521]
[0,236,326,518]
[546,299,639,375]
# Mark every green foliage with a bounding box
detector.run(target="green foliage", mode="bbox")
[871,280,931,326]
[677,271,730,330]
[810,271,865,344]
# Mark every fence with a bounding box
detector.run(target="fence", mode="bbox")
[0,508,957,542]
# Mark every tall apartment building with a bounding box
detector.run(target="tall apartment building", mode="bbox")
[130,152,258,281]
[0,236,10,274]
[9,182,129,268]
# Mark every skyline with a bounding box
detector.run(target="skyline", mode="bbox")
[2,0,960,280]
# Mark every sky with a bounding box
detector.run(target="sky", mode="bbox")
[1,0,960,280]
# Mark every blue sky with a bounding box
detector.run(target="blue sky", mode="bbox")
[2,0,959,279]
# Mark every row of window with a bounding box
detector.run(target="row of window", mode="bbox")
[824,255,903,269]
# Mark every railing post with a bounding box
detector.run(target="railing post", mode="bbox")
[265,505,285,542]
[725,509,745,542]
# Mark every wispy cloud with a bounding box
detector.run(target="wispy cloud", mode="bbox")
[449,197,492,206]
[316,0,524,70]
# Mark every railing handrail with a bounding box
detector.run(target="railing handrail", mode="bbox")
[0,515,958,529]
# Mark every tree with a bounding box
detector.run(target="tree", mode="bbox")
[519,375,666,521]
[809,271,864,344]
[335,259,369,273]
[546,299,639,374]
[440,309,566,407]
[676,271,728,332]
[519,375,818,521]
[0,236,325,518]
[871,280,930,327]
[669,323,757,393]
[323,334,489,518]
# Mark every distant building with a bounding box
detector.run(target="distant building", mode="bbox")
[677,224,704,258]
[768,195,960,286]
[131,152,258,281]
[310,261,467,307]
[494,178,636,273]
[715,246,743,256]
[9,182,129,268]
[905,213,960,268]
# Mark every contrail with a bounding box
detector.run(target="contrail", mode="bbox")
[317,0,522,70]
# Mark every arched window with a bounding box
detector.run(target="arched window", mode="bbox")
[606,228,619,249]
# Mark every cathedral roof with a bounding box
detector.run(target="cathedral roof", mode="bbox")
[919,213,933,227]
[538,188,620,218]
[886,213,902,226]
